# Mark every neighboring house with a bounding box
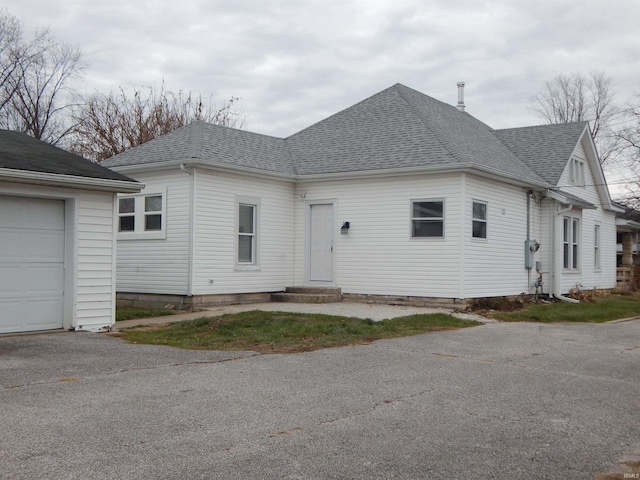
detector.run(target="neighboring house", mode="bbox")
[0,130,141,334]
[102,83,621,309]
[614,203,640,291]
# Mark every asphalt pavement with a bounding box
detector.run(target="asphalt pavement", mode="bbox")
[1,315,639,479]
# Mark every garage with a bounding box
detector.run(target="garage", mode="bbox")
[0,196,66,333]
[0,129,140,333]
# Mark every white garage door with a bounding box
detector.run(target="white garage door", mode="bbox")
[0,196,65,333]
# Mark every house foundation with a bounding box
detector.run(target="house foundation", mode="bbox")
[117,291,469,311]
[116,292,275,311]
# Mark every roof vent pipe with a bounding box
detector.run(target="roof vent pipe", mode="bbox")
[456,81,465,112]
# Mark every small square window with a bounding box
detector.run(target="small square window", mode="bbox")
[145,214,162,231]
[411,200,444,238]
[119,197,135,214]
[119,215,135,232]
[145,195,162,212]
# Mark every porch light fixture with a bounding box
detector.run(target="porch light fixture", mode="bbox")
[340,221,350,235]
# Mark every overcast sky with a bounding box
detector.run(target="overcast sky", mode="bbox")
[4,0,638,135]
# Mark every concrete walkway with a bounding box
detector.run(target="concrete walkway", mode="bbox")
[113,301,492,331]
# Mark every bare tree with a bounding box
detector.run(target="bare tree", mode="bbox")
[615,97,640,207]
[0,9,27,112]
[68,82,245,162]
[1,29,84,144]
[531,71,619,164]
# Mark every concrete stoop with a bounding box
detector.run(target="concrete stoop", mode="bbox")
[271,287,343,304]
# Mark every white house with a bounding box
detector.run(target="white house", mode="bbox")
[102,83,621,309]
[0,130,141,334]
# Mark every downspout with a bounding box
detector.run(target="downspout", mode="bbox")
[526,190,532,292]
[552,202,579,303]
[180,164,196,299]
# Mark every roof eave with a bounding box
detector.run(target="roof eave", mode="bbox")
[547,189,597,209]
[0,168,143,193]
[616,218,640,231]
[297,164,550,188]
[110,158,298,181]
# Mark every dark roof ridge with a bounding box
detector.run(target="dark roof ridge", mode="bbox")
[285,84,407,140]
[393,83,464,163]
[495,121,589,134]
[191,118,285,141]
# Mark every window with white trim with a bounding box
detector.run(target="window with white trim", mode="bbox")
[563,216,580,269]
[411,200,444,238]
[236,197,260,266]
[118,192,166,239]
[472,201,487,239]
[569,157,585,186]
[594,224,601,269]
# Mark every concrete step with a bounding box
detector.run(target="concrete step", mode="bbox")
[271,286,342,304]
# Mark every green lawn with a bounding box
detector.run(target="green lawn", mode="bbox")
[115,310,482,353]
[492,294,640,323]
[115,307,177,322]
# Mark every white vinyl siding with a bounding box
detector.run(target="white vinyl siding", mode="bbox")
[192,170,294,295]
[557,136,617,293]
[109,130,618,301]
[462,175,531,298]
[294,173,462,298]
[75,191,118,329]
[114,171,191,294]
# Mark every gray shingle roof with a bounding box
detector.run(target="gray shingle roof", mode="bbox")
[103,84,588,188]
[102,121,294,175]
[494,122,589,185]
[0,129,136,182]
[286,84,547,185]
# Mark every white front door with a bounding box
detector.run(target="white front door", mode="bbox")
[309,203,334,282]
[0,196,65,333]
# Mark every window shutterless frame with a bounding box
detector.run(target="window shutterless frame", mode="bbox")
[472,200,487,239]
[117,190,167,240]
[237,203,256,264]
[411,199,444,238]
[235,195,261,268]
[562,215,580,270]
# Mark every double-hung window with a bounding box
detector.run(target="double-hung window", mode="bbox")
[411,200,444,238]
[563,216,580,269]
[118,192,166,239]
[237,196,260,266]
[472,201,487,239]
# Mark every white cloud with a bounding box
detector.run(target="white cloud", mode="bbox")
[4,0,640,139]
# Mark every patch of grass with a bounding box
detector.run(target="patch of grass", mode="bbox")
[116,310,481,353]
[493,294,640,323]
[116,307,177,322]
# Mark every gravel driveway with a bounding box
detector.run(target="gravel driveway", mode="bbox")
[1,316,639,479]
